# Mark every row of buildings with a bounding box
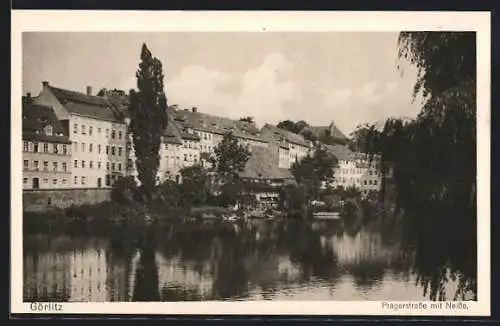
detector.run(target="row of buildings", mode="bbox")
[22,81,382,197]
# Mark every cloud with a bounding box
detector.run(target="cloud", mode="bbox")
[165,53,301,126]
[324,89,352,107]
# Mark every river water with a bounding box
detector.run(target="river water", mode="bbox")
[23,219,462,302]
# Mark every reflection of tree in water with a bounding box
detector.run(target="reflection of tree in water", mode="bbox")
[160,285,203,301]
[106,234,135,302]
[349,262,385,292]
[132,234,160,302]
[275,221,340,284]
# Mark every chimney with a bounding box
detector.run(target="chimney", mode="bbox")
[86,86,92,95]
[192,107,198,113]
[42,81,49,87]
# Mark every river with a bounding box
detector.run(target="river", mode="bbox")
[23,219,462,302]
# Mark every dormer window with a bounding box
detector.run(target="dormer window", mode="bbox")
[44,125,53,136]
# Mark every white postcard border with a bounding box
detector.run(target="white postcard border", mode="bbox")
[11,10,491,316]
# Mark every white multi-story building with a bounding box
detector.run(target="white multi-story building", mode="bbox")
[34,82,127,188]
[260,124,312,168]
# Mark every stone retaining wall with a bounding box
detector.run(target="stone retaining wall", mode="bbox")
[23,188,112,212]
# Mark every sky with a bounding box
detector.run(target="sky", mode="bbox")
[22,32,422,135]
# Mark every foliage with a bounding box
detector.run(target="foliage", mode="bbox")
[128,43,168,201]
[290,144,338,201]
[276,119,308,134]
[179,164,211,207]
[210,132,251,185]
[239,116,254,124]
[96,88,126,97]
[156,180,181,207]
[362,32,477,300]
[278,184,309,217]
[111,176,139,204]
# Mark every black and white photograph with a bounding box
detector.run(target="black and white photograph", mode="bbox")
[11,11,490,316]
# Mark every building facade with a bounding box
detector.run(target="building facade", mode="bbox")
[22,101,72,190]
[260,124,311,168]
[34,82,127,188]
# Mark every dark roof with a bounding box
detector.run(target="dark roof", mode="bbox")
[22,103,71,144]
[325,144,355,161]
[261,123,311,147]
[48,86,123,122]
[299,121,348,140]
[239,146,294,180]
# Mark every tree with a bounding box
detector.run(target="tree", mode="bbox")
[128,43,168,200]
[209,132,251,206]
[179,164,210,207]
[276,120,309,134]
[210,132,251,185]
[290,144,338,203]
[111,176,139,204]
[239,116,254,124]
[364,32,476,300]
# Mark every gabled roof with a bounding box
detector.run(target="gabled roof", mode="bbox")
[239,146,294,180]
[48,85,123,123]
[22,103,71,144]
[299,121,348,141]
[325,144,355,161]
[261,123,310,147]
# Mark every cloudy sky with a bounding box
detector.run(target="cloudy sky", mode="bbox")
[23,32,422,135]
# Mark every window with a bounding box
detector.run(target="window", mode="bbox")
[74,160,78,168]
[23,160,28,169]
[62,162,67,172]
[63,145,67,155]
[90,161,93,169]
[23,142,29,152]
[111,130,116,139]
[111,163,115,171]
[43,161,48,171]
[81,143,86,152]
[106,162,110,170]
[74,176,78,184]
[118,163,122,171]
[53,144,59,154]
[89,126,93,136]
[111,146,116,155]
[106,146,109,155]
[52,179,57,185]
[82,125,86,135]
[34,161,39,170]
[43,143,48,153]
[89,143,93,153]
[118,131,122,139]
[127,159,133,168]
[73,142,78,153]
[373,180,378,185]
[62,179,67,185]
[118,147,122,156]
[43,178,48,184]
[45,125,53,136]
[184,154,187,161]
[98,127,102,134]
[105,129,109,138]
[33,143,39,152]
[74,124,78,134]
[81,160,85,168]
[81,176,86,185]
[97,161,101,169]
[23,178,28,185]
[52,162,58,172]
[98,144,101,154]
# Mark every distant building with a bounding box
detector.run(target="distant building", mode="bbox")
[34,82,127,188]
[238,146,295,209]
[298,120,349,144]
[22,99,72,189]
[260,124,312,167]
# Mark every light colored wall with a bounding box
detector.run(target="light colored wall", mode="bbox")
[22,140,72,189]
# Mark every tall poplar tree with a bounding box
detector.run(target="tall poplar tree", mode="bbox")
[128,43,168,200]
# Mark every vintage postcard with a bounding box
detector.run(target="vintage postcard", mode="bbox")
[11,10,491,316]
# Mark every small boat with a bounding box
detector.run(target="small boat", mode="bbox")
[312,211,341,220]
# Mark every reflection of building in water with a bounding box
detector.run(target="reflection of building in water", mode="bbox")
[69,248,108,301]
[155,253,213,299]
[327,231,400,266]
[105,250,133,302]
[24,251,71,301]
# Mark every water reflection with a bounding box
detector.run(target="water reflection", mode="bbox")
[23,220,462,302]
